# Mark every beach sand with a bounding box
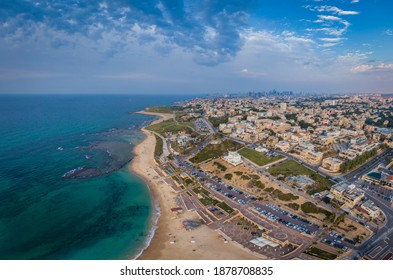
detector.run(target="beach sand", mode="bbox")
[130,111,261,260]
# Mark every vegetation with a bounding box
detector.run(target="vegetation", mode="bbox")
[286,203,300,211]
[301,202,335,222]
[339,148,378,173]
[255,180,265,189]
[238,148,284,167]
[208,116,228,128]
[213,161,227,172]
[146,119,193,135]
[224,173,233,180]
[217,201,234,214]
[273,189,299,201]
[334,213,346,225]
[192,187,210,196]
[199,197,220,206]
[241,174,251,180]
[190,139,244,163]
[285,113,297,121]
[184,178,194,186]
[234,171,243,176]
[305,247,337,260]
[145,106,176,114]
[268,160,334,194]
[154,135,163,157]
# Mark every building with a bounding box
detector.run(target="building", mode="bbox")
[275,141,291,152]
[360,200,381,219]
[330,182,365,208]
[287,175,316,189]
[280,102,287,112]
[322,157,344,173]
[223,151,243,166]
[300,149,323,165]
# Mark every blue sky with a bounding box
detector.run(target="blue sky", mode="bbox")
[0,0,392,94]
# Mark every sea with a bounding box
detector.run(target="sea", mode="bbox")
[0,94,196,260]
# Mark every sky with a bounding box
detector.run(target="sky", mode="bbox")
[0,0,392,94]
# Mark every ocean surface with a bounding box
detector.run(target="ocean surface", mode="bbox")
[0,94,193,259]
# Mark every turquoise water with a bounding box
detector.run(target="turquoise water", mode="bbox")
[0,94,191,259]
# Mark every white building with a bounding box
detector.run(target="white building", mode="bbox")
[223,151,243,166]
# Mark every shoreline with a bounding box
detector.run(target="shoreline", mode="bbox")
[129,110,261,260]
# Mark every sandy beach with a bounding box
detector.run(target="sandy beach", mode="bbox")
[130,110,261,260]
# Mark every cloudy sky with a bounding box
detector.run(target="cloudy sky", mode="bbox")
[0,0,392,94]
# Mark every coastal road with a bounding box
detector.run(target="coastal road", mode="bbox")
[343,148,393,183]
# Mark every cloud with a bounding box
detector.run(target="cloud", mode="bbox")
[0,0,259,66]
[351,0,360,3]
[385,29,393,36]
[351,63,393,73]
[307,5,360,15]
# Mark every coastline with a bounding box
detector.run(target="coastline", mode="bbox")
[129,110,262,260]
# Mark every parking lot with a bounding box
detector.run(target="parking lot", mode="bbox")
[320,230,356,251]
[361,181,393,202]
[253,202,319,235]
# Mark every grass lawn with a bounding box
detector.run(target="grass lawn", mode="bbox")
[268,160,334,194]
[239,148,284,167]
[217,201,234,214]
[154,135,163,157]
[145,106,174,114]
[305,247,337,260]
[193,187,210,196]
[199,197,220,206]
[190,139,244,163]
[146,119,193,135]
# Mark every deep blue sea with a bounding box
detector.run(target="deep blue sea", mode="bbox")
[0,94,194,259]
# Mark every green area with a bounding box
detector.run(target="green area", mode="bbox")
[334,213,346,225]
[239,148,284,167]
[217,201,234,214]
[241,174,251,180]
[224,173,233,180]
[213,161,227,172]
[273,189,299,201]
[208,116,228,128]
[305,247,337,260]
[340,148,378,173]
[265,187,274,193]
[254,180,265,189]
[301,202,335,222]
[286,203,300,211]
[154,135,163,157]
[268,160,334,194]
[234,171,243,176]
[146,119,193,135]
[184,178,194,186]
[192,187,210,196]
[199,197,220,206]
[145,106,174,114]
[190,139,244,163]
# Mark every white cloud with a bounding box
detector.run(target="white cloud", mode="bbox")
[352,63,393,73]
[385,29,393,36]
[319,37,344,42]
[306,5,359,15]
[351,0,360,3]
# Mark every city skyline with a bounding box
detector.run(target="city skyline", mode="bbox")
[0,0,392,94]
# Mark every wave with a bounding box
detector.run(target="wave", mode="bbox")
[131,183,161,260]
[62,167,84,178]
